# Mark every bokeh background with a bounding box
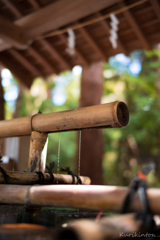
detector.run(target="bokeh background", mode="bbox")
[2,49,160,187]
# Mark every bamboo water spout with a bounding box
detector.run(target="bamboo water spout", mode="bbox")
[0,185,160,214]
[0,101,129,138]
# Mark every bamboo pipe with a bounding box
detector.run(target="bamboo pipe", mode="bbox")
[0,185,160,214]
[0,171,91,185]
[28,131,48,172]
[0,101,129,138]
[56,214,143,240]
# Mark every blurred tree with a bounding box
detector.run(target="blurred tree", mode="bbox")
[102,50,160,186]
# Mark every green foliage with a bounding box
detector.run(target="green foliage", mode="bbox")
[3,49,160,187]
[102,50,160,186]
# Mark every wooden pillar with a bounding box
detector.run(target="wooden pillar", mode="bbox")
[155,44,160,179]
[28,131,48,173]
[0,68,4,121]
[77,62,103,184]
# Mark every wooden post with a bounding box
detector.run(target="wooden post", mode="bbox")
[28,131,48,172]
[155,44,160,179]
[0,67,4,121]
[78,62,103,184]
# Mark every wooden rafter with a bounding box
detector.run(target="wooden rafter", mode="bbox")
[58,34,89,67]
[15,0,122,38]
[39,39,71,70]
[77,26,107,61]
[97,13,128,56]
[1,0,22,19]
[150,0,160,23]
[28,46,58,74]
[0,53,32,88]
[26,0,72,71]
[8,48,41,77]
[0,15,31,49]
[28,0,40,10]
[119,2,151,51]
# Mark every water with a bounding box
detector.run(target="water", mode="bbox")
[78,130,81,177]
[57,132,61,183]
[13,137,17,171]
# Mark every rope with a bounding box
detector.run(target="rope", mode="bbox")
[61,167,82,184]
[46,162,55,184]
[35,171,44,184]
[35,0,148,40]
[0,166,8,184]
[121,162,155,230]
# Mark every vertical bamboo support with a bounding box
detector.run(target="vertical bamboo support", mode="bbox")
[28,131,48,173]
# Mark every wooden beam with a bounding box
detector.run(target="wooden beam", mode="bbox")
[15,0,122,38]
[119,2,151,51]
[8,48,41,77]
[28,46,58,74]
[0,15,31,49]
[96,13,128,56]
[1,0,22,19]
[58,34,89,67]
[28,0,40,10]
[0,39,11,52]
[0,53,33,88]
[150,0,160,23]
[26,0,71,71]
[78,27,107,61]
[39,39,71,70]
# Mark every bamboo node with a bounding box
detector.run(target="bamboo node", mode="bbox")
[25,186,32,205]
[30,111,42,132]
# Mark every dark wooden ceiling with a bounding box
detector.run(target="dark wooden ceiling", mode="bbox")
[0,0,160,88]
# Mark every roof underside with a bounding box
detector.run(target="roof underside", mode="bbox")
[0,0,160,88]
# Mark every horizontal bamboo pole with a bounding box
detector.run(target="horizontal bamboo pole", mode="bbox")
[0,101,129,137]
[57,214,143,240]
[0,171,91,185]
[0,185,160,214]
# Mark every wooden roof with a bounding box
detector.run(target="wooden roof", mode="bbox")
[0,0,160,88]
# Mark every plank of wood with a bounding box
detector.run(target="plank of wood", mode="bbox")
[15,0,122,38]
[0,15,31,49]
[1,0,22,19]
[0,52,32,88]
[119,2,151,51]
[150,0,160,23]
